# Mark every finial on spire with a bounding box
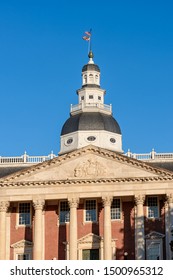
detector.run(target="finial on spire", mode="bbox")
[88,50,94,59]
[88,50,94,64]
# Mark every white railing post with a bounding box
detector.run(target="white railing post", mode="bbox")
[127,149,131,157]
[23,151,28,163]
[151,149,155,160]
[49,151,54,160]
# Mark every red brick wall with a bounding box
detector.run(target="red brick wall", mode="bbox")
[45,205,58,260]
[10,205,33,259]
[9,200,165,260]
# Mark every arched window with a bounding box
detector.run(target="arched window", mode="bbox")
[89,74,94,83]
[95,75,99,83]
[83,75,87,84]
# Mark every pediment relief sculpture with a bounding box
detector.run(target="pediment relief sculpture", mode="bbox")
[74,158,107,178]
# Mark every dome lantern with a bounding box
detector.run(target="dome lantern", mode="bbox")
[59,52,123,155]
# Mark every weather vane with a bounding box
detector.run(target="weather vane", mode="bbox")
[82,29,92,54]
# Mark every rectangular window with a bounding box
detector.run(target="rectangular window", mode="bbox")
[81,96,84,100]
[89,95,93,99]
[146,241,161,260]
[60,201,70,224]
[98,96,101,100]
[147,196,159,218]
[111,198,121,220]
[17,253,30,260]
[85,200,97,222]
[19,203,31,225]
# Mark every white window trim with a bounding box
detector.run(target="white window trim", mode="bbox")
[111,198,122,221]
[16,253,31,260]
[147,196,160,219]
[11,239,33,260]
[146,239,163,260]
[145,231,164,260]
[16,202,32,228]
[59,200,70,225]
[84,199,97,223]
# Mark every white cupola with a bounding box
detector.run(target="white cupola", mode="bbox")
[59,51,123,155]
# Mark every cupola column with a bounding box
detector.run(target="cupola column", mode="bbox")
[0,201,10,260]
[68,197,79,260]
[135,195,145,260]
[102,195,113,260]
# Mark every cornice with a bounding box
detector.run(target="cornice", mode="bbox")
[1,175,173,188]
[0,145,173,183]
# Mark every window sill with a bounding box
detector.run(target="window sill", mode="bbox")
[15,225,32,229]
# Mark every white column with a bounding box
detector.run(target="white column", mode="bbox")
[164,200,170,259]
[135,195,145,260]
[102,196,113,260]
[6,208,11,260]
[0,201,10,260]
[33,199,45,260]
[166,193,173,259]
[68,197,79,260]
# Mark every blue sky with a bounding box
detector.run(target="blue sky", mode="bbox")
[0,0,173,156]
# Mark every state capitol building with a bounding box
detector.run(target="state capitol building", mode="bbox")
[0,50,173,260]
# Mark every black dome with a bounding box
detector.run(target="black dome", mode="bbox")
[82,64,100,72]
[61,112,121,136]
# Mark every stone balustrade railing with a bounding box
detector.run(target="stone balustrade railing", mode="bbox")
[0,152,56,165]
[70,103,112,113]
[125,149,173,161]
[0,149,173,165]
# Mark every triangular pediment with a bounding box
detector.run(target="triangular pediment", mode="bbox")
[145,231,165,239]
[1,146,173,186]
[78,233,101,244]
[11,239,33,248]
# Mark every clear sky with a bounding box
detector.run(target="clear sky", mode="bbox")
[0,0,173,156]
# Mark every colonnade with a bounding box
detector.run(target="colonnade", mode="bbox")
[0,193,173,260]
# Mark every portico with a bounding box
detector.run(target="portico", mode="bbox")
[0,146,173,260]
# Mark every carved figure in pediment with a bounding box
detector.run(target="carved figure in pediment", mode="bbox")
[74,158,107,177]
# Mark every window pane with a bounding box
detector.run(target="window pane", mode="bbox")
[60,201,70,223]
[147,243,160,260]
[19,203,30,225]
[148,197,158,218]
[85,200,96,222]
[17,254,30,260]
[111,199,121,220]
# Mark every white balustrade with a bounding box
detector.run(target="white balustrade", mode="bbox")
[125,150,173,161]
[70,103,112,113]
[0,152,56,165]
[1,150,173,165]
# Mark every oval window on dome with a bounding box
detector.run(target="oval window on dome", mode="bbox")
[110,138,116,144]
[66,138,73,145]
[87,136,96,141]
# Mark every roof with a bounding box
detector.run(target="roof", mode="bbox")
[0,166,29,178]
[82,64,100,72]
[61,112,122,136]
[148,161,173,172]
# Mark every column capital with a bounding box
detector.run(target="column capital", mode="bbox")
[166,193,173,204]
[134,194,145,206]
[102,196,113,207]
[68,197,79,208]
[0,201,10,212]
[33,199,45,211]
